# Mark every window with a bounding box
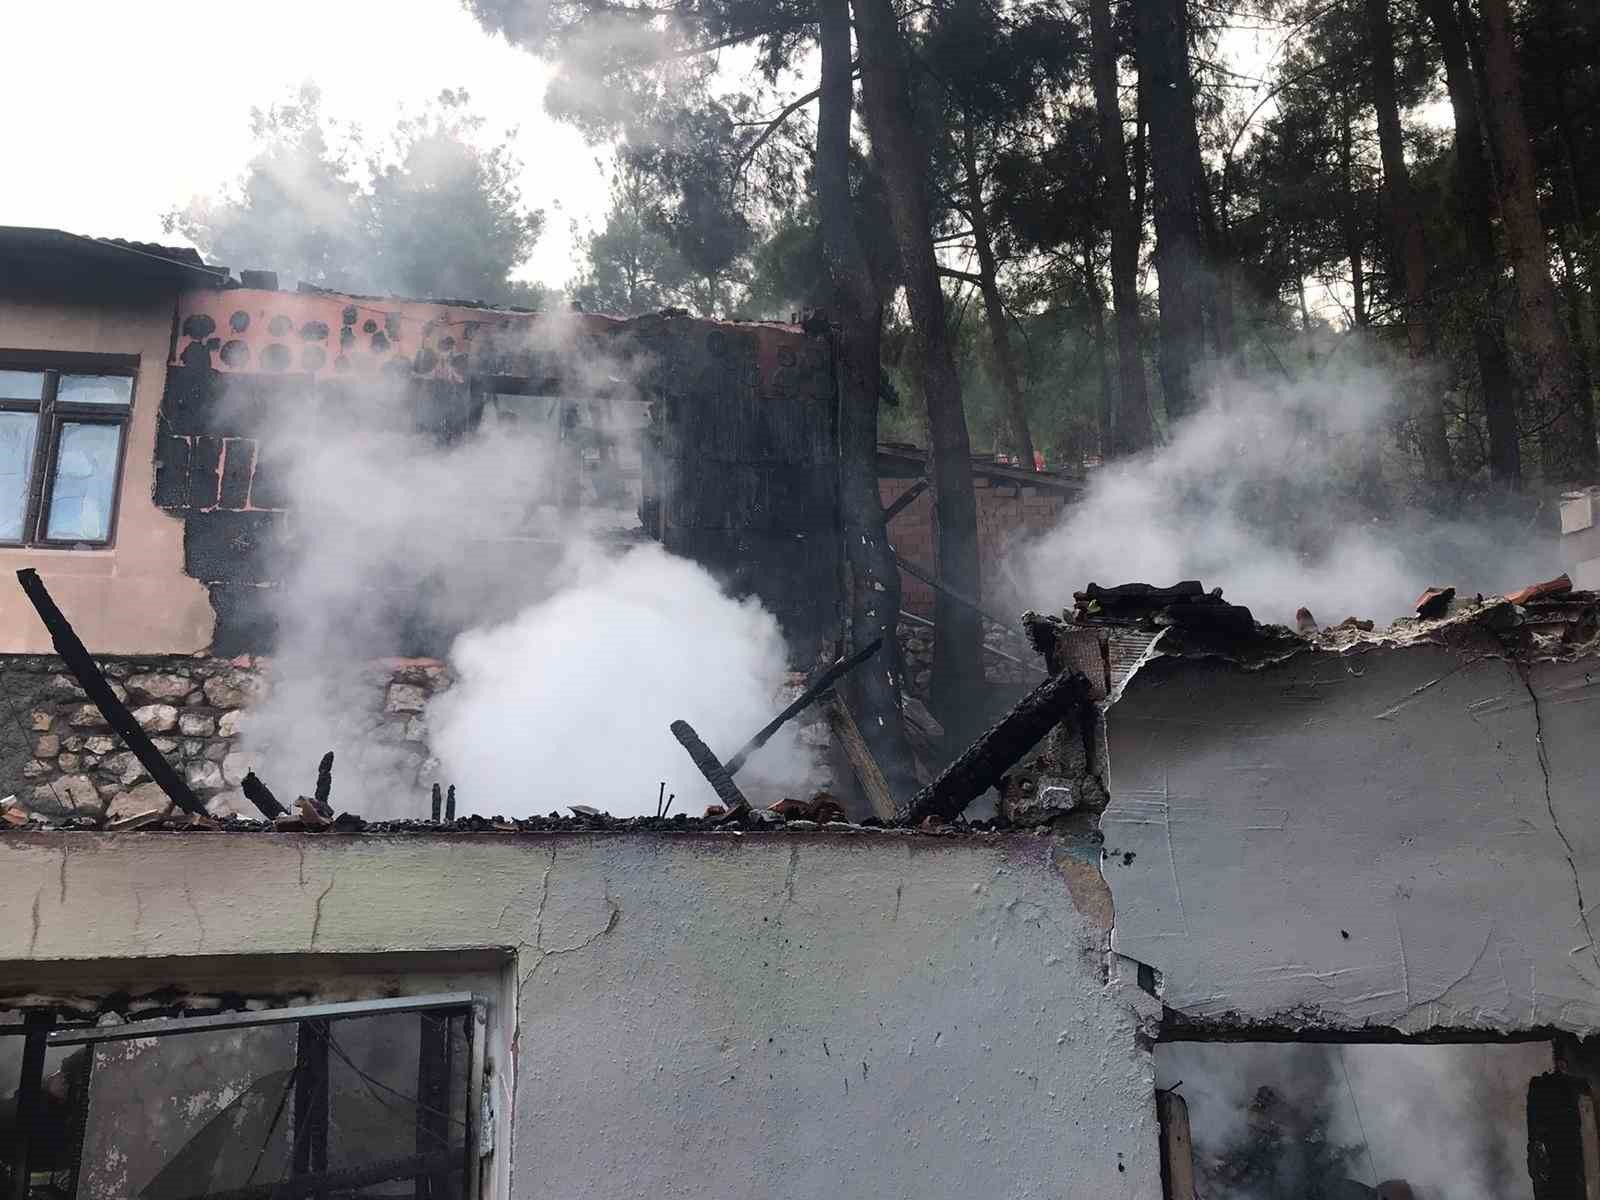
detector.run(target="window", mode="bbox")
[2,992,487,1199]
[1154,1039,1556,1200]
[0,354,136,549]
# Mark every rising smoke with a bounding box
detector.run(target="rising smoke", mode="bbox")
[234,313,818,818]
[1008,358,1562,626]
[1157,1040,1551,1200]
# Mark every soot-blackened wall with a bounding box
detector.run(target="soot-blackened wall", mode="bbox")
[642,316,841,662]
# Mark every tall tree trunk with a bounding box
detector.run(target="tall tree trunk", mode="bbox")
[1425,0,1522,486]
[854,0,985,718]
[1368,0,1454,483]
[960,119,1036,471]
[1083,239,1116,460]
[814,0,919,799]
[1480,0,1598,481]
[1338,92,1368,328]
[1088,0,1153,454]
[1137,0,1208,424]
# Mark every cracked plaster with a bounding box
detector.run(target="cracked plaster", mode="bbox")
[1102,636,1600,1036]
[0,831,1157,1200]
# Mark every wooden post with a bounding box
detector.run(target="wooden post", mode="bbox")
[906,671,1092,822]
[825,694,900,821]
[1156,1091,1197,1200]
[1529,1072,1600,1200]
[15,568,205,816]
[8,1013,50,1200]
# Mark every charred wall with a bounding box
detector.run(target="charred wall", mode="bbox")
[636,316,841,662]
[159,291,842,664]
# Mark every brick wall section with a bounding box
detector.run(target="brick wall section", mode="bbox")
[880,477,1069,617]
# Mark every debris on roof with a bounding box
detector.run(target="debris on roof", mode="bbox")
[1414,585,1456,619]
[1506,573,1573,606]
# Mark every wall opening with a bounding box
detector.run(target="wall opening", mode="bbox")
[1154,1040,1560,1200]
[1,992,488,1200]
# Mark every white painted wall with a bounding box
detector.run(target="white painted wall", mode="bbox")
[0,832,1159,1199]
[1103,638,1600,1035]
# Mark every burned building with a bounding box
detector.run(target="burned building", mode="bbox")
[5,578,1600,1197]
[1,227,1071,820]
[14,226,1595,1200]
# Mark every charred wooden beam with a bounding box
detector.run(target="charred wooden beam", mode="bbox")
[241,771,286,820]
[881,477,929,524]
[15,568,205,816]
[8,1012,50,1200]
[293,1019,330,1179]
[906,670,1093,822]
[670,719,750,818]
[1528,1071,1600,1200]
[724,638,883,776]
[313,752,334,816]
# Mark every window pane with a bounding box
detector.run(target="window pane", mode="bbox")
[58,374,133,406]
[64,1009,471,1200]
[0,410,39,540]
[0,369,45,400]
[45,422,121,542]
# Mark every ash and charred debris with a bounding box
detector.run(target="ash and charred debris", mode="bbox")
[0,801,1018,838]
[1026,574,1600,671]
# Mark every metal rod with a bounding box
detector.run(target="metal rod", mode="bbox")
[898,610,1045,674]
[892,555,1015,632]
[47,992,479,1047]
[724,638,883,776]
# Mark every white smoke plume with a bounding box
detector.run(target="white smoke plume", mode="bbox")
[1157,1040,1551,1200]
[234,313,819,818]
[1008,359,1561,626]
[429,541,809,816]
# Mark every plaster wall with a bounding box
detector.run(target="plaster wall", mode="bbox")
[0,288,214,654]
[1102,640,1600,1035]
[0,832,1158,1200]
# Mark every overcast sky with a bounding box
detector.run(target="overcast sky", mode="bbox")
[3,2,1432,307]
[1,0,611,287]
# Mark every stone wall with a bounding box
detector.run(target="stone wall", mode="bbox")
[0,655,450,824]
[2,655,838,824]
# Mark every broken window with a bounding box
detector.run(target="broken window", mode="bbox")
[1,992,485,1199]
[1154,1040,1557,1200]
[0,357,134,548]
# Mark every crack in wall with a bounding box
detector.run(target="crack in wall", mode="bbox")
[1517,663,1600,981]
[309,877,335,948]
[28,887,41,957]
[515,846,621,987]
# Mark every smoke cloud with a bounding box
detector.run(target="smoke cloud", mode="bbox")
[429,541,813,816]
[234,313,820,818]
[1156,1040,1550,1200]
[1008,360,1561,626]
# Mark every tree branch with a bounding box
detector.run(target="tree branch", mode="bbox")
[737,70,857,171]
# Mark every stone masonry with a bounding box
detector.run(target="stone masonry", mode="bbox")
[0,655,450,824]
